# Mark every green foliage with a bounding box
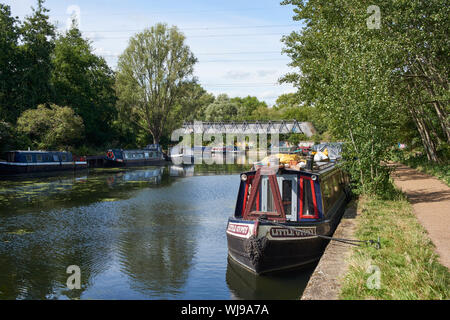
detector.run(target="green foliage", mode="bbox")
[0,121,13,152]
[280,0,449,197]
[287,133,308,146]
[16,104,84,150]
[165,81,214,136]
[232,95,268,120]
[203,94,240,121]
[18,0,55,112]
[51,26,117,146]
[0,4,20,123]
[116,23,197,144]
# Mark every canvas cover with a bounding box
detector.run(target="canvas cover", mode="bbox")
[311,142,344,160]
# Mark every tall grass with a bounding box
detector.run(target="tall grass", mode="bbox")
[340,196,450,300]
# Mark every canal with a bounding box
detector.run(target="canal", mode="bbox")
[0,164,315,300]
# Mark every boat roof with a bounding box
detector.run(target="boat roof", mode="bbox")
[243,161,340,177]
[8,150,71,153]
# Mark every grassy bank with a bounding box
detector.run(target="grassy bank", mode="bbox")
[339,196,450,300]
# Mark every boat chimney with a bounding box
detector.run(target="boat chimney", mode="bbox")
[306,155,314,171]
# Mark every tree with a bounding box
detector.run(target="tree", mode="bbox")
[166,82,214,127]
[51,25,116,146]
[388,0,450,161]
[16,104,84,150]
[19,0,55,113]
[281,0,401,196]
[116,23,197,144]
[204,94,240,121]
[232,96,268,120]
[0,4,20,123]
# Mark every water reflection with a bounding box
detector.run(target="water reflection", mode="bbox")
[0,164,312,300]
[170,165,195,177]
[226,258,315,300]
[0,167,167,215]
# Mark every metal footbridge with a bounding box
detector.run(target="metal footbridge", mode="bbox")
[179,120,317,137]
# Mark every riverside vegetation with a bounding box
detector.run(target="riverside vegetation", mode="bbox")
[1,0,449,299]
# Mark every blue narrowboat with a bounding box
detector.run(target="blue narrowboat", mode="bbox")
[105,144,168,167]
[0,150,87,175]
[226,157,351,274]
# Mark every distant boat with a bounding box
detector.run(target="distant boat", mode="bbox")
[0,150,87,175]
[105,144,168,167]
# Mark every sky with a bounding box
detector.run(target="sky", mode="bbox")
[4,0,303,105]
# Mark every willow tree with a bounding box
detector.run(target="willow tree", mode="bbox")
[116,23,197,145]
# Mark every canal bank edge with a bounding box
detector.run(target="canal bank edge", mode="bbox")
[300,201,358,300]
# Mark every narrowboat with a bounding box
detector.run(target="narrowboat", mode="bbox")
[0,150,87,175]
[226,156,351,275]
[105,144,168,167]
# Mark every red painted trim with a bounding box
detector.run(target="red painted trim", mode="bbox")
[253,220,259,236]
[242,169,286,222]
[310,179,319,219]
[299,178,303,221]
[242,181,249,213]
[243,171,261,219]
[269,174,286,219]
[256,189,260,211]
[299,176,319,220]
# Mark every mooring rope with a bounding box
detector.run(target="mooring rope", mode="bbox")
[260,218,381,250]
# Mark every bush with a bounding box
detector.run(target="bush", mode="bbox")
[16,104,85,150]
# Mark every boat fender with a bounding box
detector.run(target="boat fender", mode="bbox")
[245,235,267,266]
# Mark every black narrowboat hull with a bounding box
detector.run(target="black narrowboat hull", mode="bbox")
[104,158,170,168]
[0,162,88,175]
[227,231,326,274]
[226,220,328,274]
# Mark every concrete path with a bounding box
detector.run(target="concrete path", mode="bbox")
[391,163,450,269]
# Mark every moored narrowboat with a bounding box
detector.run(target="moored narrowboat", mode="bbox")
[0,150,87,175]
[226,157,351,275]
[105,144,168,167]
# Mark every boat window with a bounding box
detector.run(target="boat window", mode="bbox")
[302,180,315,216]
[266,179,274,212]
[26,154,33,163]
[53,155,59,162]
[282,180,292,216]
[61,154,67,161]
[7,153,14,162]
[144,152,149,159]
[36,154,43,162]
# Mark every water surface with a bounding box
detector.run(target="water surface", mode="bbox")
[0,163,314,299]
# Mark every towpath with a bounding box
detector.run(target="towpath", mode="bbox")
[391,163,450,269]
